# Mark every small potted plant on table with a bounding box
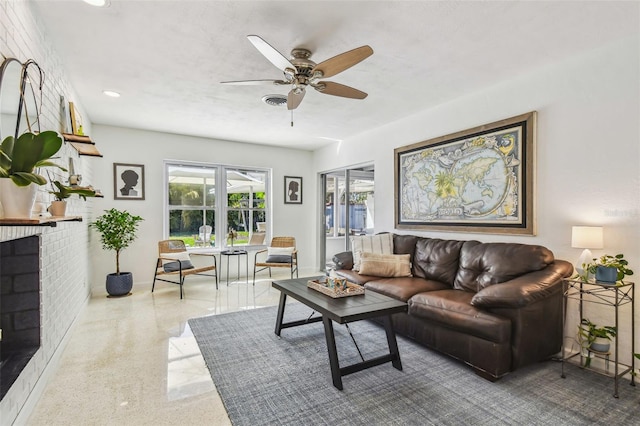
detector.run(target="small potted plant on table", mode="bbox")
[91,208,144,297]
[586,254,633,284]
[578,319,617,367]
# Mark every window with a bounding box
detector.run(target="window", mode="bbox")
[165,162,269,249]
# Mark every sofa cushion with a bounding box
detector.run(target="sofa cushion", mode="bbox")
[365,277,450,302]
[454,242,555,293]
[408,290,511,343]
[393,234,418,257]
[412,237,465,286]
[359,252,412,278]
[350,233,393,271]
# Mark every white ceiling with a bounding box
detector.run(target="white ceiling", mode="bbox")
[30,1,639,151]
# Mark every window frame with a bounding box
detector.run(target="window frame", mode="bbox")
[164,160,271,250]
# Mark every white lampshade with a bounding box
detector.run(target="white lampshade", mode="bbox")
[571,226,604,249]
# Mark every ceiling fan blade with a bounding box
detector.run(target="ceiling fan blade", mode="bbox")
[247,35,295,72]
[314,81,368,99]
[312,45,373,78]
[221,79,289,86]
[287,89,306,110]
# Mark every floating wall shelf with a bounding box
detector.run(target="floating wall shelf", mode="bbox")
[62,133,103,157]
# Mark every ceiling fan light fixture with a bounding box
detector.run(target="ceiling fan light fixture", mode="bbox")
[261,94,287,107]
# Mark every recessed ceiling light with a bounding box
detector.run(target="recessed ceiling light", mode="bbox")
[83,0,108,7]
[103,90,120,98]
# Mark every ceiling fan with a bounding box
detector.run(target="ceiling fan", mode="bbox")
[221,35,374,110]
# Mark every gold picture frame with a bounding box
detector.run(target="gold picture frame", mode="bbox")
[394,111,536,235]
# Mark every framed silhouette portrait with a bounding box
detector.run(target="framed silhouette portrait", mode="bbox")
[284,176,302,204]
[113,163,145,200]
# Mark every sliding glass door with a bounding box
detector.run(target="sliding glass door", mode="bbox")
[320,165,374,270]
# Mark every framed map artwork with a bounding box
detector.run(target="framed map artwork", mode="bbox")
[394,111,536,235]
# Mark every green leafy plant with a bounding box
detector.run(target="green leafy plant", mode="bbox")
[586,254,634,282]
[90,208,144,275]
[49,180,97,201]
[578,319,617,367]
[0,131,66,186]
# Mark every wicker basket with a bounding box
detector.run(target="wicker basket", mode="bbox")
[307,279,365,298]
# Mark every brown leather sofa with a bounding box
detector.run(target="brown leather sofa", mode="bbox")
[334,234,573,381]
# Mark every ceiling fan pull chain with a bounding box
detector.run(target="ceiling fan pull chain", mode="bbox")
[291,110,294,127]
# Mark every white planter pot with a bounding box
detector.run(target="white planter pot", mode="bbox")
[590,337,611,353]
[0,180,38,218]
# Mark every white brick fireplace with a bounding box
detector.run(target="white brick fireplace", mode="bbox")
[0,222,92,424]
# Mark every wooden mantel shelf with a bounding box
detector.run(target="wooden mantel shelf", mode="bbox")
[0,216,83,227]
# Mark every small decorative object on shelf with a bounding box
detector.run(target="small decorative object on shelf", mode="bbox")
[307,278,364,298]
[47,180,98,217]
[227,228,238,248]
[577,319,617,367]
[585,254,633,284]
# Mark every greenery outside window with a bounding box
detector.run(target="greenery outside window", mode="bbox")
[165,162,269,249]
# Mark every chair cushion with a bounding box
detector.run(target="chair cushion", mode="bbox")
[358,252,412,278]
[266,246,294,263]
[163,260,195,272]
[350,233,393,271]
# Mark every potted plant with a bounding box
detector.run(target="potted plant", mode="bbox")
[586,254,634,284]
[0,131,66,217]
[48,180,97,216]
[578,319,617,366]
[90,208,144,297]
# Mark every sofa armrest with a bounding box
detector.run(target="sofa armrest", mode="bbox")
[332,251,354,270]
[471,260,573,309]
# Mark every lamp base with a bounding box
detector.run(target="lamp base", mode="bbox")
[575,248,593,275]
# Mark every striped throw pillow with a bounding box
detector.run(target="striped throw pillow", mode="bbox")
[358,252,412,278]
[350,233,393,271]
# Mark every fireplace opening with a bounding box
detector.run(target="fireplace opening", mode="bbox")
[1,235,41,401]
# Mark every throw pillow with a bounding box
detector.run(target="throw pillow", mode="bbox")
[332,251,354,270]
[350,233,393,271]
[358,252,412,278]
[160,251,194,272]
[266,246,295,263]
[160,251,191,264]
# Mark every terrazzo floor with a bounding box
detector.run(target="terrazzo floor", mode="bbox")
[26,270,312,425]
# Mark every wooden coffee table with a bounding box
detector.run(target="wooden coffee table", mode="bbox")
[272,276,408,390]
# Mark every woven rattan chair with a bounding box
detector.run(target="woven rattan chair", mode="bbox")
[152,239,217,299]
[253,236,298,285]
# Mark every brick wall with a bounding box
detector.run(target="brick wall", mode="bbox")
[0,2,95,424]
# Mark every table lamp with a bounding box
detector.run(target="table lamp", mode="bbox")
[571,226,603,274]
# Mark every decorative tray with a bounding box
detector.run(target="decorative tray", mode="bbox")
[307,278,365,298]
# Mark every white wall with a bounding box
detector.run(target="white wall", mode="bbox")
[89,125,315,290]
[0,2,95,425]
[314,36,640,363]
